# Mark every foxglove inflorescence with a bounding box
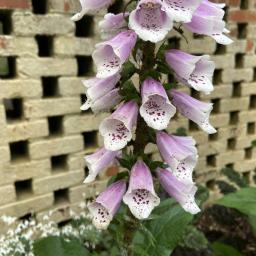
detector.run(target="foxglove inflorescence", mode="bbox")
[73,0,232,230]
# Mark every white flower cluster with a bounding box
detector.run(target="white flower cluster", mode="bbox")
[0,203,98,256]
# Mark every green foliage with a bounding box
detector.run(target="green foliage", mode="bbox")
[119,80,140,102]
[174,127,187,136]
[196,185,210,206]
[33,236,89,256]
[215,180,237,195]
[179,226,208,251]
[252,140,256,147]
[121,61,137,82]
[117,150,138,170]
[216,187,256,233]
[211,242,244,256]
[221,167,248,188]
[133,199,193,256]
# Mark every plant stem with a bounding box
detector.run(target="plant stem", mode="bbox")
[122,41,156,256]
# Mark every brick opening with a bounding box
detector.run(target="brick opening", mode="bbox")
[188,120,199,131]
[76,56,93,77]
[48,116,63,135]
[232,82,241,97]
[238,23,247,39]
[76,16,94,37]
[168,37,180,49]
[19,213,33,221]
[209,132,218,141]
[206,179,215,190]
[0,57,16,78]
[235,53,244,69]
[58,219,71,228]
[190,89,200,99]
[42,77,59,97]
[10,141,29,161]
[32,0,48,14]
[213,69,222,85]
[243,172,250,184]
[0,10,12,35]
[4,98,23,121]
[15,179,32,200]
[51,155,67,171]
[84,166,89,177]
[207,155,216,167]
[225,163,234,169]
[227,138,236,150]
[214,44,226,55]
[36,36,53,57]
[240,0,249,9]
[247,122,255,134]
[54,188,69,205]
[249,95,256,109]
[82,131,98,147]
[211,99,220,113]
[108,0,124,14]
[229,111,239,125]
[245,147,252,159]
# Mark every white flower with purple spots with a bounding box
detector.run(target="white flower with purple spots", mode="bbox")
[184,0,233,45]
[170,89,216,134]
[123,160,160,219]
[99,13,129,40]
[157,131,198,184]
[129,0,173,43]
[84,147,121,183]
[140,78,176,130]
[99,101,138,151]
[93,30,137,78]
[71,0,114,21]
[165,49,215,94]
[80,74,121,112]
[157,167,200,214]
[161,0,203,23]
[88,180,126,229]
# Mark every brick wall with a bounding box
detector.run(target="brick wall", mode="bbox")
[0,0,255,224]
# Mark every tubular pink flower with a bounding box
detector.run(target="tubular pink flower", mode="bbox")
[156,167,200,214]
[140,78,176,130]
[129,0,173,43]
[99,13,129,40]
[184,0,233,45]
[71,0,114,21]
[99,101,138,151]
[161,0,203,23]
[84,147,121,183]
[170,89,216,134]
[92,30,137,78]
[88,180,126,229]
[156,131,198,184]
[123,160,160,219]
[165,49,215,94]
[80,74,121,112]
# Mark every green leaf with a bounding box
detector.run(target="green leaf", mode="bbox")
[252,140,256,147]
[196,185,209,206]
[211,242,244,256]
[221,167,248,188]
[107,171,129,186]
[174,127,187,136]
[121,61,137,81]
[33,236,89,256]
[216,180,237,195]
[119,80,140,102]
[133,199,193,255]
[216,187,256,233]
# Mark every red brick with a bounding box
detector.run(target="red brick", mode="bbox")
[229,10,256,23]
[246,39,254,52]
[0,0,30,9]
[211,0,240,6]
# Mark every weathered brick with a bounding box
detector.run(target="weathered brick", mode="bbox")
[29,135,84,159]
[0,185,16,205]
[17,58,77,78]
[12,12,75,35]
[58,77,84,96]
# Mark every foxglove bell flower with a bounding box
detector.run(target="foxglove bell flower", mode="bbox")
[129,0,173,43]
[99,101,138,151]
[88,180,126,229]
[84,147,121,183]
[92,30,137,78]
[80,74,121,112]
[157,168,200,214]
[170,90,216,134]
[71,0,114,21]
[157,131,198,184]
[161,0,202,23]
[165,49,215,94]
[140,78,176,130]
[99,13,129,40]
[123,160,160,219]
[184,0,233,45]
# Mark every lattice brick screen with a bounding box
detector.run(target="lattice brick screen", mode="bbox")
[0,0,255,224]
